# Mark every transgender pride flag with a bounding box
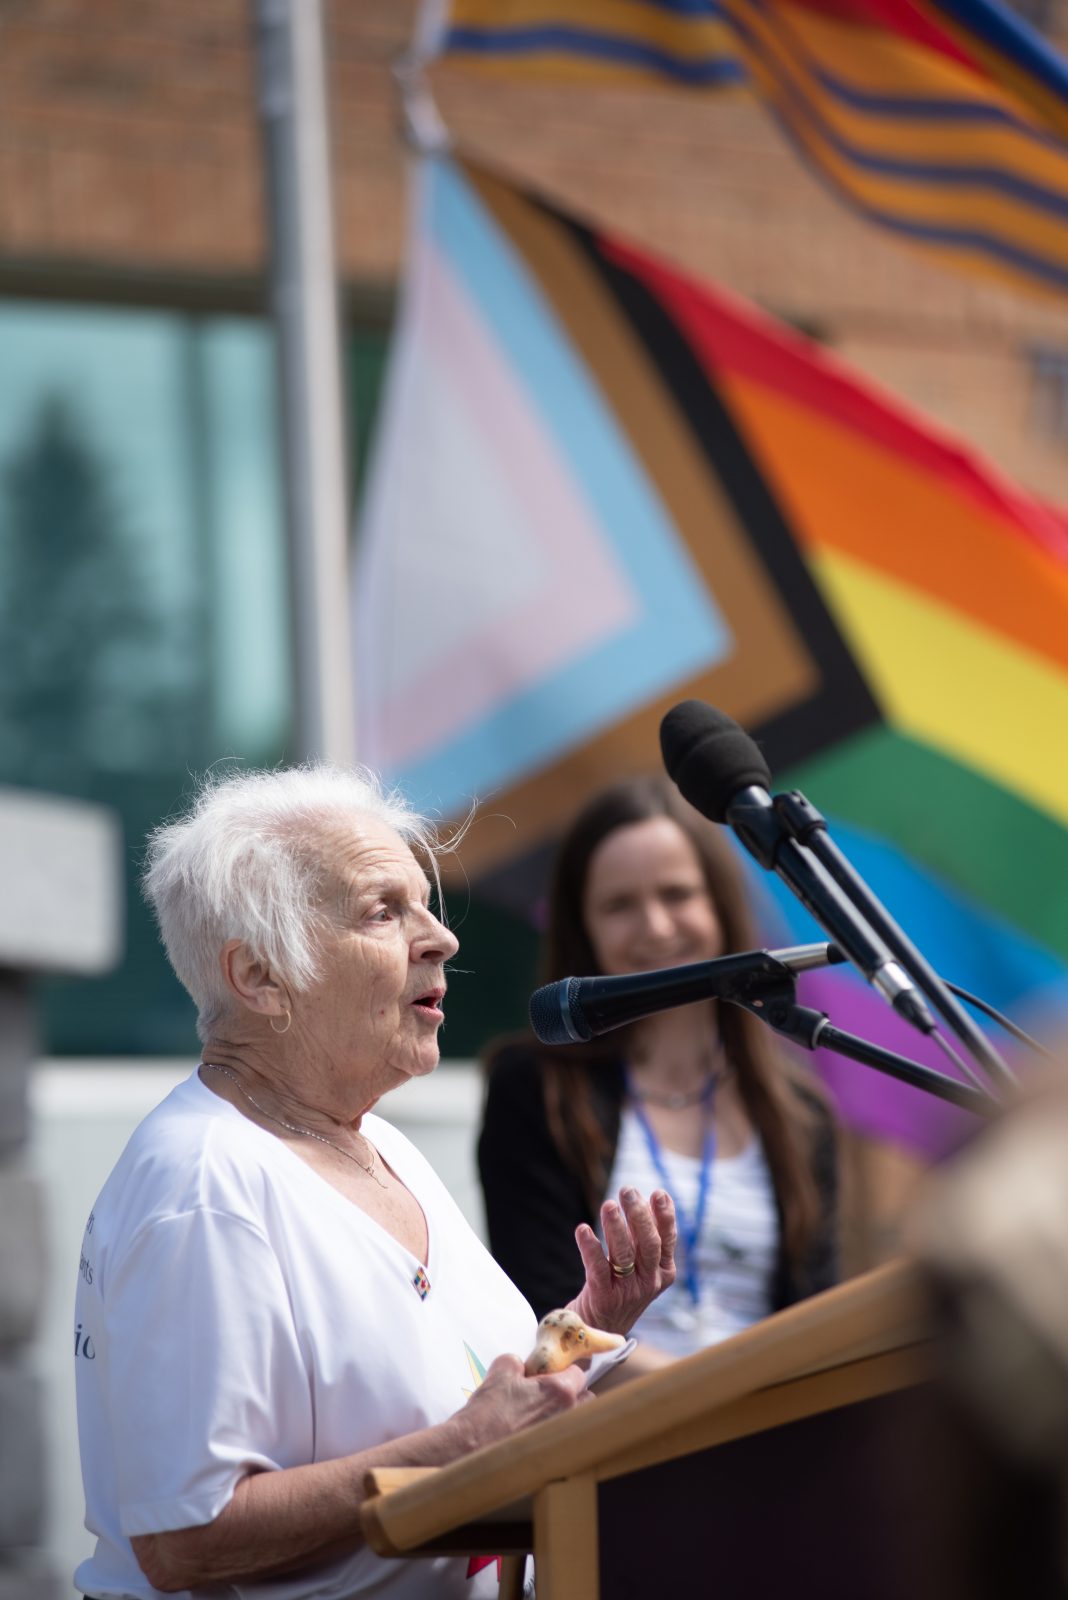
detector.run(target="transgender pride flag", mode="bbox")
[354,157,731,818]
[354,153,1068,1153]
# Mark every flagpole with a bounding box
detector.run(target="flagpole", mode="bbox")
[253,0,354,764]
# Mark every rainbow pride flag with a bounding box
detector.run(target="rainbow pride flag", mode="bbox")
[354,154,1068,1151]
[434,0,1068,298]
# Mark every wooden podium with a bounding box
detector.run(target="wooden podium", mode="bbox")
[362,1259,940,1599]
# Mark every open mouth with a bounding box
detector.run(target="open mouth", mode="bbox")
[412,990,445,1013]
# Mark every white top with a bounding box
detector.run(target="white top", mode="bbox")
[603,1107,779,1357]
[74,1070,537,1600]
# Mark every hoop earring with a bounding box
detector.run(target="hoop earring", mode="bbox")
[269,1008,292,1036]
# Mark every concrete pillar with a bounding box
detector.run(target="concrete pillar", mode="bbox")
[0,791,121,1597]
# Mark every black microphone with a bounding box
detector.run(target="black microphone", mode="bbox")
[659,701,936,1036]
[530,943,846,1045]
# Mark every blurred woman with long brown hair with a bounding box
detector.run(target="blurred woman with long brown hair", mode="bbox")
[479,775,839,1371]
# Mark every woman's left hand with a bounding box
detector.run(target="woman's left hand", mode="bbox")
[570,1187,677,1336]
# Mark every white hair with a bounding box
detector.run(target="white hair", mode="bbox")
[142,763,445,1043]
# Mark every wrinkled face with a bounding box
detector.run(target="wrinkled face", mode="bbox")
[582,816,724,977]
[299,816,459,1103]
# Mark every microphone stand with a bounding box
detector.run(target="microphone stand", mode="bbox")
[726,958,999,1119]
[772,790,1016,1095]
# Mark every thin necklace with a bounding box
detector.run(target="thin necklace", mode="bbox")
[200,1062,388,1189]
[627,1042,727,1111]
[628,1076,719,1111]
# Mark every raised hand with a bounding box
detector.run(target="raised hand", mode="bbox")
[570,1186,677,1336]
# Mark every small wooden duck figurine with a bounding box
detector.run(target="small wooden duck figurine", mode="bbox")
[524,1308,626,1375]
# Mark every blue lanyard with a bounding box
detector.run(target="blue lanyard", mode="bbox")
[623,1068,716,1306]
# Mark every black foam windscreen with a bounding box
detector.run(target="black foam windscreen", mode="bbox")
[659,701,771,824]
[528,977,586,1046]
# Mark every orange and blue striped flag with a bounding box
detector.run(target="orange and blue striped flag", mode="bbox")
[435,0,1068,297]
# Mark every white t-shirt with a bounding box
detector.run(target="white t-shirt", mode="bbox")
[74,1071,537,1600]
[603,1107,779,1357]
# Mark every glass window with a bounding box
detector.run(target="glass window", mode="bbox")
[0,300,535,1057]
[0,301,292,1053]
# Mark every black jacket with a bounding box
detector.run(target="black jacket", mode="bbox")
[478,1043,839,1321]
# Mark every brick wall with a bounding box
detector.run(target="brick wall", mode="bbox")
[0,0,1067,498]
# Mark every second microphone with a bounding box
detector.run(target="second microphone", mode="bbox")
[530,943,845,1046]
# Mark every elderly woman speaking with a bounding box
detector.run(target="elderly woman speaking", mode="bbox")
[73,765,676,1600]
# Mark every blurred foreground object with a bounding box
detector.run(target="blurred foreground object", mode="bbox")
[0,789,121,1597]
[915,1081,1068,1597]
[920,1081,1068,1460]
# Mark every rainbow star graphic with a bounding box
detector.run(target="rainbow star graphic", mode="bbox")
[460,1345,502,1581]
[461,1341,487,1400]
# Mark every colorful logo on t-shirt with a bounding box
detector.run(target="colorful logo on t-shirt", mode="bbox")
[460,1344,502,1580]
[412,1266,431,1300]
[462,1346,503,1583]
[462,1341,487,1397]
[467,1555,502,1582]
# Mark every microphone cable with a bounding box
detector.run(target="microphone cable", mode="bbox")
[942,981,1055,1062]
